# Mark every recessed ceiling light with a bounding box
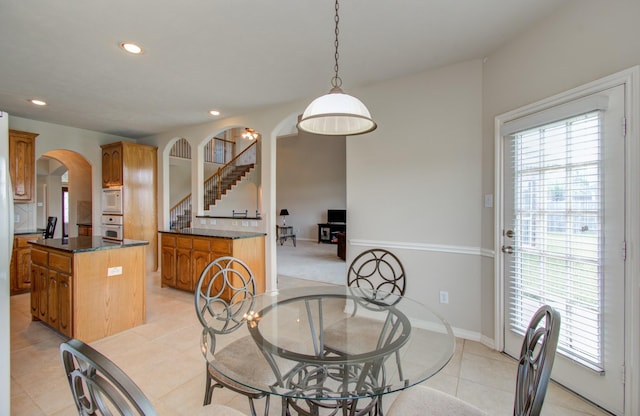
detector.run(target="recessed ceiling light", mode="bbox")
[120,42,143,54]
[29,99,47,106]
[209,110,220,116]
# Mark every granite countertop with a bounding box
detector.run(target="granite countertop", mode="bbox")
[14,229,44,236]
[159,228,267,239]
[29,236,148,253]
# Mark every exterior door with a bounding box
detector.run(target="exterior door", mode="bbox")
[500,85,625,414]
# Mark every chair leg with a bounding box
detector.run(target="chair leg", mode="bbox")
[203,369,225,406]
[263,395,271,416]
[203,371,213,405]
[248,397,257,416]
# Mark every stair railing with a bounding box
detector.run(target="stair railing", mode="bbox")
[169,194,192,230]
[170,140,257,222]
[203,140,257,207]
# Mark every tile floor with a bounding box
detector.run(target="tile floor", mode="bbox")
[10,272,611,415]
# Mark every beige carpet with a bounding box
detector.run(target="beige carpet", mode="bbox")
[277,239,346,285]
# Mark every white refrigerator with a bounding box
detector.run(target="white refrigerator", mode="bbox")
[0,111,13,415]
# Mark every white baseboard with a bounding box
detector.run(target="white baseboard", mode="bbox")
[451,326,497,350]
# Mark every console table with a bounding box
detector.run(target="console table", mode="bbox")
[317,223,346,244]
[276,225,296,246]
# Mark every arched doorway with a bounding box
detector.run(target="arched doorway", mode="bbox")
[274,114,347,285]
[37,150,92,238]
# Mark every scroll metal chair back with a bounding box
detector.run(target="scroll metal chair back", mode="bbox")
[386,304,561,416]
[514,305,561,416]
[347,249,406,304]
[60,338,157,416]
[194,256,256,332]
[321,249,407,415]
[194,256,270,416]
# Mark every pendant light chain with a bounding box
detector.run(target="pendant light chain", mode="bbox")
[297,0,376,136]
[331,0,342,89]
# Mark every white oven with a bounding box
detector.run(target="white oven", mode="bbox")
[102,215,123,241]
[102,187,123,215]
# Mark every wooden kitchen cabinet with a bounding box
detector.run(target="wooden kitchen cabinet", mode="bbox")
[30,247,50,322]
[10,234,40,294]
[160,234,177,287]
[46,250,73,337]
[159,231,265,301]
[77,224,92,236]
[101,143,123,188]
[30,264,46,318]
[9,129,38,203]
[176,236,193,291]
[31,246,73,337]
[101,141,158,272]
[192,237,213,291]
[46,270,72,337]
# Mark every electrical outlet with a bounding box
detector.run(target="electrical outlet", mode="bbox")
[439,291,449,304]
[108,266,123,276]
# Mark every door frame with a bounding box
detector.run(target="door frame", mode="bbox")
[494,66,640,415]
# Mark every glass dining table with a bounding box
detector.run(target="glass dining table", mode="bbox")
[200,285,455,416]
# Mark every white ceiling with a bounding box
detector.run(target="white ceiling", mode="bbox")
[0,0,568,138]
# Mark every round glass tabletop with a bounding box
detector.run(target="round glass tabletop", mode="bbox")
[201,285,455,405]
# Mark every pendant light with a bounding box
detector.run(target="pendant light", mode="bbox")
[297,0,376,136]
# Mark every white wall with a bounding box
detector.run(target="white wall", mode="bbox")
[169,157,191,207]
[347,59,484,335]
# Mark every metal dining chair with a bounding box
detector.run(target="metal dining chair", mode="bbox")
[194,256,275,416]
[322,249,407,415]
[60,338,247,416]
[324,248,406,355]
[386,305,561,416]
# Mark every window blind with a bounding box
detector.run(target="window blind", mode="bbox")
[508,110,604,371]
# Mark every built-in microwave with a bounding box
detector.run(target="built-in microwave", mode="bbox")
[102,187,123,214]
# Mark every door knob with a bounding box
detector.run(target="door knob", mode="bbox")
[501,245,514,254]
[505,229,515,238]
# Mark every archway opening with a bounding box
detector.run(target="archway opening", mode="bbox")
[37,150,92,238]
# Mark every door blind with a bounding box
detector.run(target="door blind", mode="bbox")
[509,110,604,371]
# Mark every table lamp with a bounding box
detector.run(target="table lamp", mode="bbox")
[279,209,289,226]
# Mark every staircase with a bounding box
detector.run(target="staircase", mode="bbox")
[203,163,255,208]
[169,140,257,229]
[170,196,192,230]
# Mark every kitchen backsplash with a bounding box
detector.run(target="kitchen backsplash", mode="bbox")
[77,200,92,224]
[13,203,36,231]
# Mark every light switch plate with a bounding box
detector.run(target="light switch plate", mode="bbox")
[484,194,493,208]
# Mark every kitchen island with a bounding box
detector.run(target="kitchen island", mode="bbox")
[159,228,266,299]
[29,237,148,342]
